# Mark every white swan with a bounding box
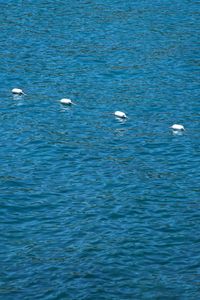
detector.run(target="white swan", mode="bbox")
[12,88,26,95]
[60,98,75,105]
[114,111,127,119]
[170,124,185,131]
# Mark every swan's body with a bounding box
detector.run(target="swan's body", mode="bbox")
[12,88,26,95]
[171,124,185,131]
[60,98,74,105]
[114,111,127,118]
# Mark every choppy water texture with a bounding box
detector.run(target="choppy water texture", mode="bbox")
[0,1,200,299]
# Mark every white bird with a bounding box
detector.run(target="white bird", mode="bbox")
[170,124,185,131]
[114,111,127,119]
[60,98,75,105]
[12,88,26,95]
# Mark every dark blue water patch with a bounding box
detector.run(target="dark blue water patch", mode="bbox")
[0,0,200,299]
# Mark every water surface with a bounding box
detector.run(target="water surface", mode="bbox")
[0,1,199,299]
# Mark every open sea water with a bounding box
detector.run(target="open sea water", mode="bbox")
[0,0,199,299]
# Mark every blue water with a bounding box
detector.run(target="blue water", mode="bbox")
[0,0,199,299]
